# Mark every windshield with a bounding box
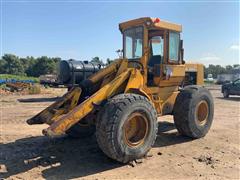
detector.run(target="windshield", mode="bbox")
[123,26,143,59]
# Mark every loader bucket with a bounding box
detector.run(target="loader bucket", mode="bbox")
[27,87,82,125]
[27,68,131,137]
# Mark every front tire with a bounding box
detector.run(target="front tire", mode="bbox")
[173,86,214,138]
[96,94,158,163]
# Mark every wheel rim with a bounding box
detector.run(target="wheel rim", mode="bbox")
[196,100,209,126]
[124,112,149,147]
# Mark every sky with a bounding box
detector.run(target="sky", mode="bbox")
[0,0,239,66]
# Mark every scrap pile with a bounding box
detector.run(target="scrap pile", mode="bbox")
[0,79,35,94]
[6,82,31,92]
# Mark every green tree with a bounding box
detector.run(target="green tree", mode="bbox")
[20,57,30,73]
[51,57,61,73]
[2,54,24,75]
[204,64,240,79]
[91,56,104,65]
[106,58,114,65]
[25,56,37,76]
[0,58,6,73]
[225,65,233,74]
[205,64,226,78]
[0,54,61,77]
[233,64,240,68]
[30,56,56,77]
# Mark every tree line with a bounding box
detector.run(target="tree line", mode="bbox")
[0,54,60,77]
[0,54,113,77]
[0,53,239,78]
[204,64,240,79]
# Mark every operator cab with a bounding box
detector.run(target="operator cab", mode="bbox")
[123,26,143,60]
[119,17,184,87]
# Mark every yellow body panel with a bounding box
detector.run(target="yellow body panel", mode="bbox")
[154,64,185,87]
[185,63,204,85]
[119,17,182,32]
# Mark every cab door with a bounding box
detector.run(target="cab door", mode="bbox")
[154,31,185,87]
[147,32,164,86]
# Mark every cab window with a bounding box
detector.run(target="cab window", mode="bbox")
[148,35,164,67]
[169,32,180,62]
[150,36,164,56]
[123,26,143,59]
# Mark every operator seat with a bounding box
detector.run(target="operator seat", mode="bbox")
[148,55,162,68]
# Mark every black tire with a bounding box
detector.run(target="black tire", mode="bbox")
[96,94,158,163]
[173,85,214,138]
[66,118,95,138]
[223,89,229,98]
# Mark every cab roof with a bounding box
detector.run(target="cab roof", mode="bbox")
[119,17,182,33]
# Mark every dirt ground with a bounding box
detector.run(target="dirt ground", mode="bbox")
[0,86,239,180]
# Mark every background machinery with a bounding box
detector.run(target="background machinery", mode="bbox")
[27,17,214,163]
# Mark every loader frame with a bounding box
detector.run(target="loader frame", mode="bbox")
[27,17,204,137]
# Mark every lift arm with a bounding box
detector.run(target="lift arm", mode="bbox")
[42,69,132,137]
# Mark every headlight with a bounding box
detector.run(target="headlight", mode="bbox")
[146,20,152,26]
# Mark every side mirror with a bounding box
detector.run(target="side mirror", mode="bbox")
[116,49,123,58]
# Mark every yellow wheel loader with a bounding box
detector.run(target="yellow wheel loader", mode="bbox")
[27,17,214,163]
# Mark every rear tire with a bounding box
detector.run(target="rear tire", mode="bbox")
[173,86,214,138]
[96,94,158,163]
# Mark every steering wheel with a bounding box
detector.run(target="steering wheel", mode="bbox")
[128,60,144,72]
